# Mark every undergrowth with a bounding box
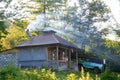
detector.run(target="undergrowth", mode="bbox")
[0,65,120,80]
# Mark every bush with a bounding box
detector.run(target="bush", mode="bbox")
[22,69,57,80]
[66,68,100,80]
[0,65,119,80]
[0,65,57,80]
[100,68,119,80]
[79,68,96,80]
[66,73,78,80]
[0,65,20,80]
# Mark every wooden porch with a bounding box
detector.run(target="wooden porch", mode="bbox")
[47,46,78,71]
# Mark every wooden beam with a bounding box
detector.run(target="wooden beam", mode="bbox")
[65,48,67,61]
[46,47,48,61]
[56,46,59,60]
[76,50,78,63]
[68,50,71,68]
[75,50,79,71]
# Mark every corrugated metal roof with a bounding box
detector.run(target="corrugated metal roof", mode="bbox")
[16,31,79,49]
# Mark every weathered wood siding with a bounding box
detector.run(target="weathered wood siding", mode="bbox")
[18,46,47,68]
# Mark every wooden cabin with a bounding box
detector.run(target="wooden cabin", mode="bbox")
[16,30,80,71]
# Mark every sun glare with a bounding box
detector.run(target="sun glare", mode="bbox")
[103,0,120,23]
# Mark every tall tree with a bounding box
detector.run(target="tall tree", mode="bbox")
[0,21,8,39]
[0,0,42,21]
[0,20,29,51]
[0,0,43,50]
[31,0,110,50]
[0,0,14,37]
[0,0,10,49]
[0,21,8,50]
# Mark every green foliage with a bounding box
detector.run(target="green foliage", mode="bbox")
[99,28,109,36]
[105,39,120,55]
[0,21,8,39]
[100,68,119,80]
[114,30,120,37]
[87,0,110,22]
[85,45,91,53]
[0,65,20,80]
[0,65,120,80]
[21,69,57,80]
[79,68,94,80]
[66,73,78,80]
[33,0,66,16]
[0,0,12,20]
[31,29,43,36]
[60,68,100,80]
[13,20,29,29]
[0,21,8,50]
[0,20,29,51]
[0,66,57,80]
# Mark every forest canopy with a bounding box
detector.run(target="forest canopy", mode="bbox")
[0,0,120,57]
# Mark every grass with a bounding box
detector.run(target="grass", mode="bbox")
[55,69,79,80]
[52,68,120,80]
[0,65,120,80]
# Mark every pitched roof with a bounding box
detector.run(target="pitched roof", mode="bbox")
[16,31,79,49]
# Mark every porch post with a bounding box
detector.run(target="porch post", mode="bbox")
[68,50,71,68]
[56,46,59,69]
[65,48,67,61]
[75,50,78,71]
[76,50,78,64]
[56,46,59,60]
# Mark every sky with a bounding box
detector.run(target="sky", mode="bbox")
[103,0,120,24]
[102,0,120,40]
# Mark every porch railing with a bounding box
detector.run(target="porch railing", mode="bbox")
[47,60,67,69]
